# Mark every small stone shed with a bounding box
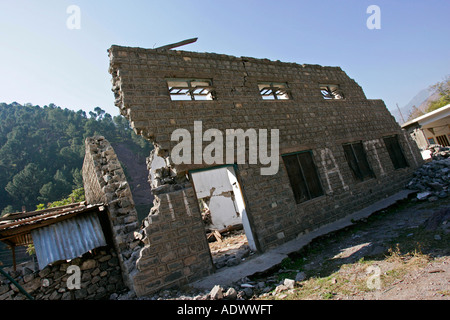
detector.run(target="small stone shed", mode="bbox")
[106,45,423,297]
[0,136,139,300]
[0,202,125,300]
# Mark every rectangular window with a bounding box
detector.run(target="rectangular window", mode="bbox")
[383,135,408,169]
[282,151,324,204]
[436,135,450,147]
[258,82,291,100]
[167,79,215,101]
[320,84,344,100]
[427,137,435,145]
[343,142,375,182]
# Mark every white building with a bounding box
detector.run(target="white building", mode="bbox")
[402,104,450,159]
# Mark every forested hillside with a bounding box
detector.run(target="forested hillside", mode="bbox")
[406,77,450,122]
[0,102,152,215]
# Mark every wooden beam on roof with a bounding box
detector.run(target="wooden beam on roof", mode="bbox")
[155,37,198,51]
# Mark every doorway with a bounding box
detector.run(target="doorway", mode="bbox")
[190,165,256,269]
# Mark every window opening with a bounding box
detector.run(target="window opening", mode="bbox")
[343,141,375,182]
[436,135,449,147]
[167,79,216,101]
[320,84,344,100]
[383,135,408,169]
[282,151,324,204]
[258,82,291,100]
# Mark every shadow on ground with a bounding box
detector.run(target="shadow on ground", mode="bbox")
[254,197,450,282]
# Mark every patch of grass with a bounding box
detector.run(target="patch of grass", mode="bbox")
[258,232,437,300]
[255,198,449,300]
[437,290,450,296]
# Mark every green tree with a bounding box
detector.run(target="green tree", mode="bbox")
[0,102,152,213]
[426,77,450,113]
[5,163,47,210]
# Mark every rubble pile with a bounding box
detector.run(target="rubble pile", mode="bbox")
[407,158,450,201]
[113,274,300,301]
[427,145,450,160]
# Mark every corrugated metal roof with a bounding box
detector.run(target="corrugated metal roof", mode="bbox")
[0,202,105,246]
[0,202,104,232]
[31,212,107,269]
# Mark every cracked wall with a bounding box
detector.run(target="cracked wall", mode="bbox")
[82,136,142,293]
[107,45,423,296]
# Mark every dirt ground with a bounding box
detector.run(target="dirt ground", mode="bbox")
[255,196,450,300]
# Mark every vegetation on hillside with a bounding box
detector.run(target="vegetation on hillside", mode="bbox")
[406,77,450,121]
[0,102,152,215]
[426,77,450,113]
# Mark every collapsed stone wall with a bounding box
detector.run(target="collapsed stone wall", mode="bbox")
[82,136,142,292]
[83,136,214,297]
[107,46,423,295]
[0,246,124,300]
[133,186,214,296]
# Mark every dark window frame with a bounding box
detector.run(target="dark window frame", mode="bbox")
[320,84,345,100]
[257,82,291,100]
[436,134,450,147]
[383,135,409,169]
[342,141,375,182]
[282,151,324,204]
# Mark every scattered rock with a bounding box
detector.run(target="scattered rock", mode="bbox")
[241,287,253,298]
[283,279,295,289]
[209,285,223,300]
[408,158,450,204]
[274,284,288,294]
[295,271,307,282]
[224,287,237,300]
[417,191,432,201]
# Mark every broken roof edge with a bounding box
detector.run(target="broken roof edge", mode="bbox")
[0,202,106,232]
[107,44,344,72]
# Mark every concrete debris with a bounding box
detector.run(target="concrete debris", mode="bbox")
[208,229,254,270]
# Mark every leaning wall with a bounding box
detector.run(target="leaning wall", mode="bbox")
[107,46,423,296]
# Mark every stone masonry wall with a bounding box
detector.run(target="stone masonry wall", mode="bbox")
[133,186,214,296]
[107,46,423,293]
[82,135,214,297]
[82,136,142,292]
[0,246,124,300]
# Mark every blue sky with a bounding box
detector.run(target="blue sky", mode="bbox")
[0,0,449,117]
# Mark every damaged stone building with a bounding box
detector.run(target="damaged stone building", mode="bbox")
[104,45,423,297]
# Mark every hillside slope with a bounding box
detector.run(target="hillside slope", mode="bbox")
[0,102,152,214]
